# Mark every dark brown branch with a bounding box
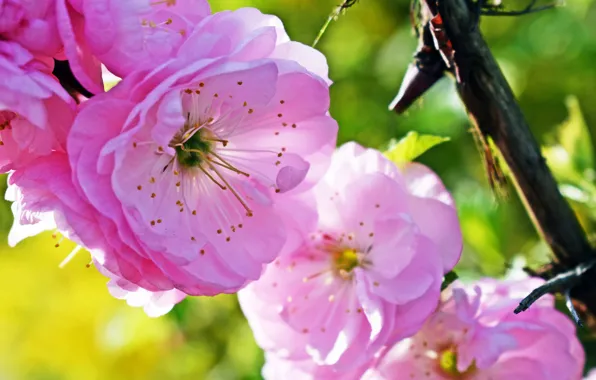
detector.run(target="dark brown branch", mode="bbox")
[436,0,596,314]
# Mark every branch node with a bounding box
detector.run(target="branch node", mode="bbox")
[514,260,596,318]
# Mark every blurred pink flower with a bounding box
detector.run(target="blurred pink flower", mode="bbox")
[55,0,211,94]
[0,0,63,56]
[0,41,75,172]
[239,142,462,371]
[62,8,337,298]
[366,278,585,380]
[586,369,596,379]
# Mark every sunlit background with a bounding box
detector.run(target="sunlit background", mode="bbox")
[3,0,596,378]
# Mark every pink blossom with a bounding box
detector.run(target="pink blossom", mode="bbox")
[0,41,75,173]
[55,0,211,94]
[239,142,462,371]
[104,265,187,317]
[242,284,375,380]
[7,152,186,316]
[366,278,585,380]
[585,369,596,379]
[0,0,63,56]
[61,8,337,298]
[262,353,373,380]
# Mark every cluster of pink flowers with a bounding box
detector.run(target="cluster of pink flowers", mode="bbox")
[1,0,586,378]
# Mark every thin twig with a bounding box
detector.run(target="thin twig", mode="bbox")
[514,260,595,314]
[313,0,360,48]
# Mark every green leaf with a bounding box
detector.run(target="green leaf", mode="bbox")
[441,271,459,291]
[384,131,450,166]
[557,95,593,173]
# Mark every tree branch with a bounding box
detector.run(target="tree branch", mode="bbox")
[435,0,596,315]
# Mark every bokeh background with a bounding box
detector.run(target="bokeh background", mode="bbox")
[2,0,596,378]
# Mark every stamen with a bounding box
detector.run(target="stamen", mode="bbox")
[203,137,228,147]
[59,245,83,268]
[162,157,175,173]
[207,162,253,216]
[209,152,250,177]
[197,165,227,190]
[151,0,176,6]
[302,268,333,282]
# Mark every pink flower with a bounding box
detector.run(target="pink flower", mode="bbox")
[0,0,63,56]
[0,41,75,173]
[103,265,187,317]
[55,0,211,94]
[62,8,336,298]
[586,369,596,379]
[366,278,585,380]
[262,353,372,380]
[238,142,462,371]
[7,152,187,316]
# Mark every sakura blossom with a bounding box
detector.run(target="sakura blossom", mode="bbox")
[61,8,337,299]
[365,278,585,380]
[0,40,75,173]
[7,151,190,316]
[239,142,462,371]
[55,0,211,94]
[262,352,373,380]
[0,0,62,57]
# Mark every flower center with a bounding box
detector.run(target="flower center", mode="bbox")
[164,113,254,217]
[174,128,213,168]
[334,249,359,273]
[439,349,476,378]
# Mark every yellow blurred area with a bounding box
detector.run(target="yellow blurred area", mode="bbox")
[0,232,262,380]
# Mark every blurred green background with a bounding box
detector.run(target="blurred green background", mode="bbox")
[3,0,596,378]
